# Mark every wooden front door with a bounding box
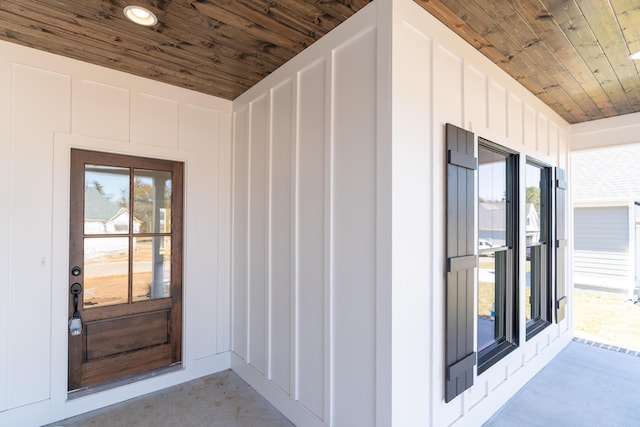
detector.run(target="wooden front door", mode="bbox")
[68,149,183,391]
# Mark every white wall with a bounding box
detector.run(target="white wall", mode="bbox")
[231,0,574,425]
[393,1,572,426]
[231,3,385,426]
[0,0,582,425]
[231,3,383,425]
[0,40,232,427]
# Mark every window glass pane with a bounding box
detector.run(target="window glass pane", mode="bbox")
[133,170,172,234]
[478,149,507,247]
[478,145,511,354]
[84,165,130,234]
[525,162,549,328]
[132,236,171,302]
[84,237,129,307]
[525,164,542,245]
[478,251,507,351]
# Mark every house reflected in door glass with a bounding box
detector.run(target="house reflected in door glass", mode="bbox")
[84,165,131,234]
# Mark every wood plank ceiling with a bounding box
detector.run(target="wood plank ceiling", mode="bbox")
[0,0,638,124]
[418,0,640,124]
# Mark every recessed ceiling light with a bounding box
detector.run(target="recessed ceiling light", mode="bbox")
[629,50,640,60]
[123,5,158,26]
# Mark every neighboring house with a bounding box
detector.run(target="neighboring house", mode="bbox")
[83,187,141,259]
[525,203,541,245]
[479,201,540,247]
[572,145,640,298]
[84,186,141,234]
[479,201,506,246]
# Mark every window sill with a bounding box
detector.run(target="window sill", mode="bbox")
[478,340,518,375]
[526,319,551,341]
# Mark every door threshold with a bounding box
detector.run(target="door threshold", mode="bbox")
[67,362,183,400]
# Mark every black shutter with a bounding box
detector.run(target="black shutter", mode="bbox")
[555,168,568,321]
[445,123,477,402]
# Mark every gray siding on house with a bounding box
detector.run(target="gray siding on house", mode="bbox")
[574,206,630,291]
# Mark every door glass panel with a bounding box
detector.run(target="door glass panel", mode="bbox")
[133,170,172,234]
[84,237,129,307]
[133,236,171,302]
[84,165,130,234]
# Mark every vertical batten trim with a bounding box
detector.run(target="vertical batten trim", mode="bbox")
[535,113,540,152]
[484,72,490,131]
[503,84,509,138]
[429,38,437,427]
[293,71,301,403]
[218,112,233,353]
[506,89,511,139]
[289,75,299,399]
[325,48,335,426]
[427,39,444,426]
[375,2,391,425]
[229,111,237,355]
[266,89,274,381]
[460,56,466,129]
[245,102,253,366]
[214,110,222,353]
[0,57,10,411]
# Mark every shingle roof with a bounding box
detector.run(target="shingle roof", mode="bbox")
[84,186,121,221]
[479,202,505,231]
[572,144,640,203]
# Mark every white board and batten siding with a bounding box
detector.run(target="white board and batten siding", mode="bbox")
[383,7,560,425]
[232,1,573,427]
[396,1,572,426]
[0,39,233,427]
[231,4,379,426]
[1,0,577,426]
[574,206,632,292]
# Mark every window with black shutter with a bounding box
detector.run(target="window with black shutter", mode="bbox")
[445,126,564,400]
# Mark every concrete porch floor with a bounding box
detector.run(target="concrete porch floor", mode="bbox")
[45,370,294,427]
[484,339,640,427]
[46,339,640,427]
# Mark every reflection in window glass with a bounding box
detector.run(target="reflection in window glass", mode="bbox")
[478,150,507,247]
[84,237,129,307]
[84,165,130,234]
[525,164,542,246]
[477,142,517,361]
[133,170,172,234]
[133,236,171,302]
[525,161,550,332]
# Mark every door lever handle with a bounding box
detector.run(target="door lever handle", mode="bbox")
[69,283,83,336]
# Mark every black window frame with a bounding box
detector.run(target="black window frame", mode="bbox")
[525,158,553,340]
[477,138,519,374]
